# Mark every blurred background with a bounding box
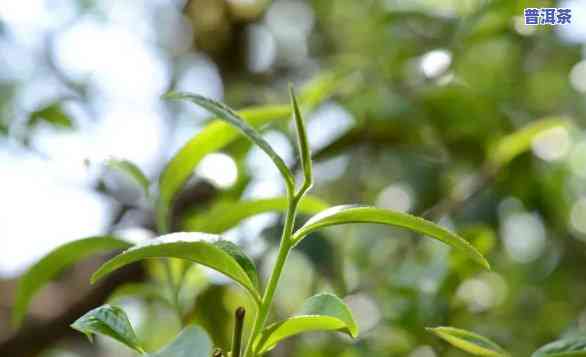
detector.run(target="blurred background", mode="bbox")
[2,0,586,356]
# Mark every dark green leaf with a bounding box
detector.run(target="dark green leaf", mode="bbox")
[28,102,73,128]
[292,205,489,270]
[532,337,586,357]
[255,293,358,354]
[148,325,212,357]
[91,233,261,304]
[427,326,508,357]
[71,305,144,353]
[182,196,328,233]
[212,240,259,289]
[13,236,132,326]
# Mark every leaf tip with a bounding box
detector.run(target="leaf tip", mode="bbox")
[161,91,182,101]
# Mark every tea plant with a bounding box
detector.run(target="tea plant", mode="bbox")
[12,78,579,357]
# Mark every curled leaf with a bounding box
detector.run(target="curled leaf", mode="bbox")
[91,233,261,304]
[292,205,489,270]
[71,305,144,354]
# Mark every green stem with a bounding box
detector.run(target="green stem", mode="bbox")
[162,259,183,324]
[244,193,300,357]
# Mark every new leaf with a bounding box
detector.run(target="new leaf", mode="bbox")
[292,205,490,269]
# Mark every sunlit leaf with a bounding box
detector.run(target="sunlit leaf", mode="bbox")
[427,326,508,357]
[292,205,489,270]
[182,196,328,233]
[148,324,212,357]
[532,337,586,357]
[71,305,144,354]
[488,117,569,169]
[105,158,150,197]
[91,233,261,304]
[255,293,358,354]
[13,236,132,326]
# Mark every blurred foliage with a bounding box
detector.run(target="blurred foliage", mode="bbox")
[3,0,586,356]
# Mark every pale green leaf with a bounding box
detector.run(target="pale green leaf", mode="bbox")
[532,337,586,357]
[427,326,508,357]
[488,117,569,168]
[255,293,358,355]
[71,305,144,354]
[148,325,212,357]
[91,233,261,304]
[13,236,132,326]
[182,195,328,233]
[292,205,489,270]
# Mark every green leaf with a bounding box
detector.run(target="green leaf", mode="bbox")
[292,205,490,270]
[255,293,358,355]
[71,305,144,353]
[157,74,341,234]
[148,325,212,357]
[290,86,312,193]
[212,240,259,290]
[91,233,261,304]
[427,326,508,357]
[13,236,132,327]
[488,117,569,169]
[156,104,290,233]
[163,93,294,187]
[182,195,328,233]
[532,337,586,357]
[105,158,150,197]
[28,101,73,128]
